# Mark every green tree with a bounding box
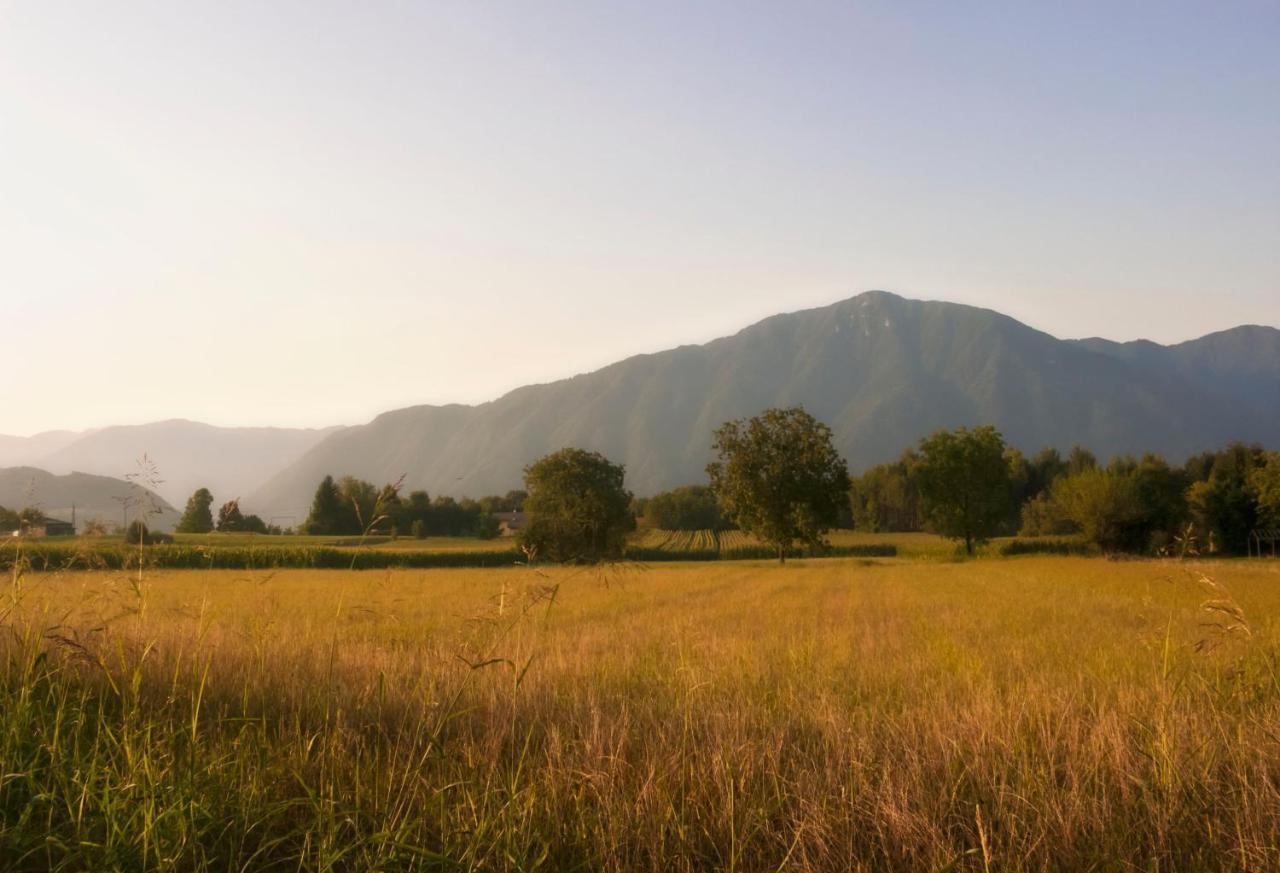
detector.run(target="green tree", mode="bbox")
[1129,453,1188,552]
[849,450,922,533]
[336,476,379,534]
[1019,493,1073,536]
[123,519,152,546]
[1067,445,1097,476]
[643,485,726,531]
[916,425,1012,555]
[707,407,850,563]
[520,448,635,563]
[1188,443,1264,554]
[176,487,215,533]
[216,499,245,532]
[479,490,527,515]
[305,475,343,535]
[1251,452,1280,528]
[1051,468,1142,553]
[241,514,269,534]
[1027,447,1069,498]
[1005,447,1033,532]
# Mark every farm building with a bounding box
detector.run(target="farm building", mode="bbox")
[493,511,527,537]
[4,515,76,538]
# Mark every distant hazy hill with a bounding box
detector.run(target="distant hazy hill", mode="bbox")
[0,430,81,466]
[248,291,1280,516]
[0,421,340,512]
[0,467,180,532]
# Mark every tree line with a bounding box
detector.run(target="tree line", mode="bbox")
[518,410,1279,562]
[301,475,525,539]
[0,505,40,530]
[171,478,527,539]
[176,488,276,535]
[850,435,1280,555]
[170,408,1280,562]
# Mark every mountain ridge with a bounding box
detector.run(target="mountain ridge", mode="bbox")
[0,421,342,511]
[0,466,181,531]
[245,291,1280,515]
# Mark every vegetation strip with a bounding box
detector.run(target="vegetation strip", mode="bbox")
[1,541,897,572]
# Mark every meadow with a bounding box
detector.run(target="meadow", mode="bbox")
[4,554,1280,871]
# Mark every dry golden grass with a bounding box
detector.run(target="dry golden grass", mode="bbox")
[4,556,1280,870]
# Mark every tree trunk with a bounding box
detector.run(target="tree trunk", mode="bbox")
[778,544,786,565]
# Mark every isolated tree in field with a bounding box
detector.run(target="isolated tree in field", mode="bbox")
[706,407,850,564]
[916,425,1012,555]
[216,499,245,532]
[520,448,634,563]
[176,487,215,533]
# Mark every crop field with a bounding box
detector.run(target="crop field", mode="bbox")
[4,555,1280,870]
[5,529,916,572]
[170,532,519,553]
[633,528,983,559]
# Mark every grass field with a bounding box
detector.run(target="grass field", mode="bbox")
[4,556,1280,870]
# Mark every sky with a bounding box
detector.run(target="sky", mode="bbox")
[2,1,1277,436]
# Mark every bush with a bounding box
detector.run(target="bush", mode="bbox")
[122,520,153,546]
[1000,539,1094,557]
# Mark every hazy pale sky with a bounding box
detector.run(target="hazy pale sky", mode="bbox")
[2,1,1276,436]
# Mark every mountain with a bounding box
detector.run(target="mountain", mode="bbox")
[248,291,1280,516]
[1073,325,1280,417]
[0,430,82,466]
[0,467,180,532]
[0,421,340,513]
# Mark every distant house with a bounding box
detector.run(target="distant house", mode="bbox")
[493,511,527,537]
[6,516,76,538]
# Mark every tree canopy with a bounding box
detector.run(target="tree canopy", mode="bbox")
[216,499,246,532]
[706,407,850,563]
[915,426,1012,555]
[519,448,634,563]
[1251,452,1280,529]
[176,487,215,534]
[641,485,726,531]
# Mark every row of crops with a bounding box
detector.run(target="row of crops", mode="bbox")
[629,529,896,560]
[2,530,896,572]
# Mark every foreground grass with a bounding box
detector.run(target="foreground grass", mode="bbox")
[3,557,1280,870]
